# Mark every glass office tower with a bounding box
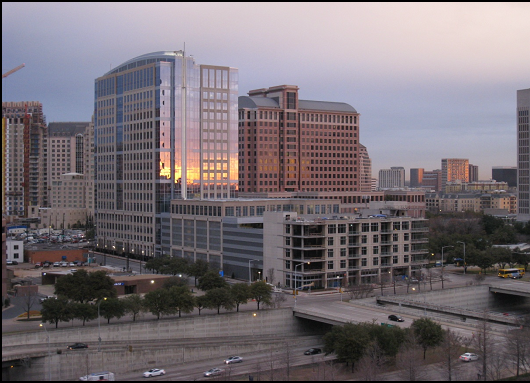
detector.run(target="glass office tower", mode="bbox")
[94,51,238,257]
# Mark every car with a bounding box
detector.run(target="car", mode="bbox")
[388,314,405,322]
[69,262,76,267]
[7,260,18,265]
[53,262,61,267]
[35,262,43,268]
[70,269,78,273]
[142,368,166,378]
[67,343,88,350]
[409,278,419,283]
[39,296,56,303]
[204,368,224,377]
[60,261,68,267]
[224,356,243,364]
[304,348,322,355]
[459,352,479,362]
[511,273,522,279]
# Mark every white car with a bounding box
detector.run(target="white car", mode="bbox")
[143,368,165,378]
[204,368,224,377]
[224,356,243,364]
[459,352,479,362]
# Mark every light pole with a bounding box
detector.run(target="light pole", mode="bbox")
[441,246,454,289]
[294,261,310,307]
[258,271,261,281]
[248,259,256,284]
[97,297,107,352]
[457,241,466,274]
[40,323,51,381]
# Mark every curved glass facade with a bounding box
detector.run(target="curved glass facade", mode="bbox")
[94,51,238,256]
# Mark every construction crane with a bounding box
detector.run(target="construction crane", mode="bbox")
[2,63,25,78]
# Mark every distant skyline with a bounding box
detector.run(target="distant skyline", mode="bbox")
[2,2,530,180]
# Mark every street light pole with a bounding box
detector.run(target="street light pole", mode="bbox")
[40,323,51,381]
[441,246,454,289]
[294,261,310,308]
[457,241,466,274]
[97,297,107,352]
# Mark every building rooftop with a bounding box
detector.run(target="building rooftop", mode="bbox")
[239,96,357,113]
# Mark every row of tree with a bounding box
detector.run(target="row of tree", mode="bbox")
[323,315,530,380]
[40,269,279,327]
[428,214,530,272]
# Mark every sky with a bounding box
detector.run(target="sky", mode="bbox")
[2,2,530,181]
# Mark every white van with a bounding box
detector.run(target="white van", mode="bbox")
[79,371,115,381]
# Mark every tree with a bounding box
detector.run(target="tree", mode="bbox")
[99,297,125,324]
[143,289,175,319]
[250,281,272,310]
[70,302,97,326]
[122,294,143,322]
[195,295,208,315]
[41,297,72,328]
[21,291,38,320]
[266,268,276,285]
[474,311,494,381]
[356,341,387,381]
[438,328,467,381]
[411,318,444,359]
[160,257,189,276]
[162,276,188,290]
[187,259,209,286]
[168,285,195,317]
[198,270,228,291]
[54,269,117,303]
[204,287,234,314]
[323,322,371,372]
[505,325,530,377]
[144,257,166,274]
[397,334,427,381]
[230,283,251,312]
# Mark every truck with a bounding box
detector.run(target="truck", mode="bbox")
[79,371,115,381]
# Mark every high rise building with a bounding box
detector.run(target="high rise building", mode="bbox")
[94,51,238,257]
[378,167,405,189]
[359,144,372,192]
[48,122,91,182]
[441,158,469,190]
[492,166,517,188]
[422,170,442,191]
[238,85,360,193]
[410,168,424,188]
[517,88,530,221]
[2,102,47,217]
[469,164,479,182]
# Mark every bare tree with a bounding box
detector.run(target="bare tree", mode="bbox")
[21,290,38,320]
[473,310,494,381]
[265,292,287,309]
[397,334,428,381]
[346,283,374,300]
[437,328,467,381]
[356,341,387,381]
[487,347,507,381]
[474,273,486,285]
[505,325,530,377]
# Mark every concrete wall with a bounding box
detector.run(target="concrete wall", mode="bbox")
[3,308,320,381]
[403,285,494,310]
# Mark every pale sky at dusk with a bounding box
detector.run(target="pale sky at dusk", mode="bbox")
[3,2,529,180]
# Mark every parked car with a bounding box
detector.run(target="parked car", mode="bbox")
[35,262,43,268]
[388,314,405,322]
[459,353,479,362]
[43,262,51,268]
[60,261,68,267]
[7,260,18,265]
[53,262,61,267]
[142,368,165,378]
[409,278,419,283]
[304,348,322,355]
[40,296,56,303]
[67,343,88,350]
[204,368,224,377]
[69,262,76,267]
[224,356,243,364]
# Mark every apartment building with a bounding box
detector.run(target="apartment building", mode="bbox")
[168,198,428,286]
[426,192,517,214]
[238,85,360,193]
[94,51,238,257]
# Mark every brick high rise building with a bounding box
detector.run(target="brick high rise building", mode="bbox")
[517,88,530,221]
[2,102,47,217]
[238,85,360,193]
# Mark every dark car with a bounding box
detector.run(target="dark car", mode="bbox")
[388,314,404,322]
[304,348,322,355]
[67,343,88,350]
